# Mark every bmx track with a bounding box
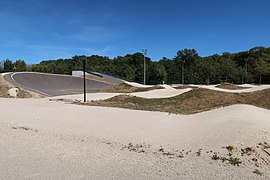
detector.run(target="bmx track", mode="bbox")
[3,72,118,96]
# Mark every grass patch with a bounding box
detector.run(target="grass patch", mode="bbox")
[68,83,164,93]
[227,157,242,166]
[85,87,270,114]
[213,154,242,166]
[216,83,250,90]
[100,83,164,93]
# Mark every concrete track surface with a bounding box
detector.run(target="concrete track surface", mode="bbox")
[4,72,114,96]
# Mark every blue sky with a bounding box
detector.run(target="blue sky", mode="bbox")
[0,0,269,63]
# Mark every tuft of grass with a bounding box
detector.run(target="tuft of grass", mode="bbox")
[220,156,228,162]
[228,157,242,166]
[241,147,253,156]
[219,156,242,166]
[226,146,234,153]
[253,169,263,176]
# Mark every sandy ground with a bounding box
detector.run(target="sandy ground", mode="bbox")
[1,76,270,179]
[1,97,270,179]
[50,85,192,101]
[49,93,122,101]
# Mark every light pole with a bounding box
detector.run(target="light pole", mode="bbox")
[142,49,147,85]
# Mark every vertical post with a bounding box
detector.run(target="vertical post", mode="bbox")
[182,60,184,84]
[83,59,86,102]
[142,49,147,85]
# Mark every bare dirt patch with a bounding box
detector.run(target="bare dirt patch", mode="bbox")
[216,83,250,90]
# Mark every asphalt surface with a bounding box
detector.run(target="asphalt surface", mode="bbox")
[94,72,125,85]
[4,72,114,96]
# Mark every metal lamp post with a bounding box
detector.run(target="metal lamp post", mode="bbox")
[142,49,147,85]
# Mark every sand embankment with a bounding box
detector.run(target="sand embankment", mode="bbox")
[0,98,269,179]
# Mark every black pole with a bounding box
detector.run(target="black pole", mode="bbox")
[182,60,184,84]
[83,59,86,102]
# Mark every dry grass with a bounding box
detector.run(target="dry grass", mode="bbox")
[0,84,10,97]
[68,83,164,93]
[100,83,164,93]
[83,74,107,83]
[85,88,270,115]
[174,85,198,89]
[216,83,250,90]
[16,88,33,98]
[0,75,13,98]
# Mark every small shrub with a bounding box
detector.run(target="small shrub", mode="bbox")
[241,147,253,156]
[220,156,228,162]
[228,157,242,166]
[226,146,234,153]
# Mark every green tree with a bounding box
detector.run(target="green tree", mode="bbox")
[147,62,167,84]
[159,57,179,84]
[198,57,218,85]
[31,64,49,73]
[112,56,135,81]
[0,61,3,72]
[15,59,27,72]
[23,46,270,84]
[174,49,199,84]
[3,59,14,72]
[218,53,238,83]
[254,58,270,85]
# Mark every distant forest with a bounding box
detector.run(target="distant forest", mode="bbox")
[1,46,270,85]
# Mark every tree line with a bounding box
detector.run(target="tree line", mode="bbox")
[1,46,270,85]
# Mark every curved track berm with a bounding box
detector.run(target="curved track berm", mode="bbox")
[4,72,114,96]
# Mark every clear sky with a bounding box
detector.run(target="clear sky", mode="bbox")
[0,0,269,63]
